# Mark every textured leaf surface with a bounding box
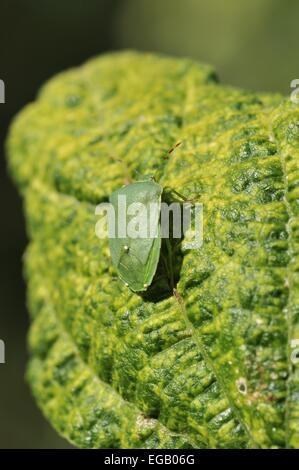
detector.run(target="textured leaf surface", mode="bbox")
[6,51,299,448]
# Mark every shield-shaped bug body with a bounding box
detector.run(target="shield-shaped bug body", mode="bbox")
[109,180,163,292]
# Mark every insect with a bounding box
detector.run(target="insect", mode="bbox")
[108,142,186,293]
[109,178,163,292]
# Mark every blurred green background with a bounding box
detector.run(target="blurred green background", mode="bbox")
[0,0,298,449]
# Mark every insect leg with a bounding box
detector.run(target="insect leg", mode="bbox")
[109,155,132,185]
[165,238,175,291]
[163,187,199,204]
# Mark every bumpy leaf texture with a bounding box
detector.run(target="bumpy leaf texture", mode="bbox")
[6,52,299,448]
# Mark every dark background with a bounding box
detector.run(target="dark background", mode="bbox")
[0,0,298,449]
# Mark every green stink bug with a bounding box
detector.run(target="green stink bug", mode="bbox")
[107,142,198,295]
[108,179,163,293]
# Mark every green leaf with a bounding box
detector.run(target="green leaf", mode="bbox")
[6,51,299,448]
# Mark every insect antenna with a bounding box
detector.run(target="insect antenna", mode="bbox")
[162,140,183,161]
[168,140,182,155]
[109,154,132,185]
[132,168,143,181]
[150,141,184,183]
